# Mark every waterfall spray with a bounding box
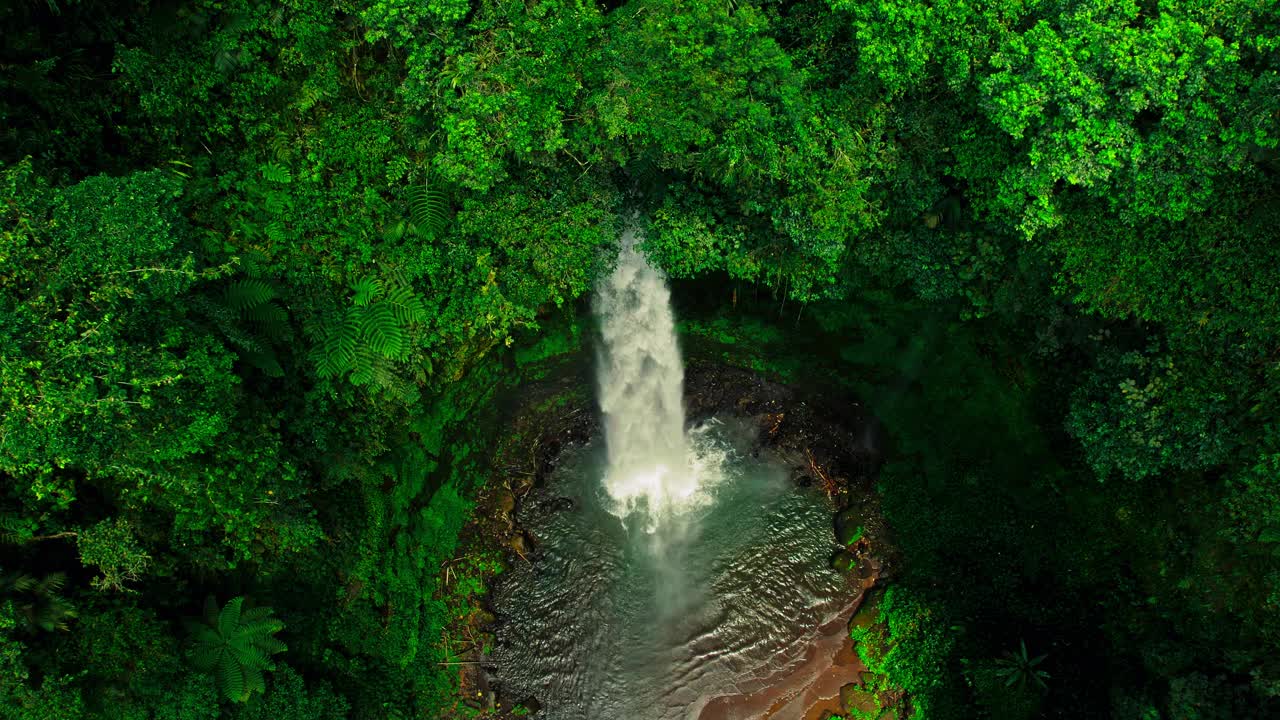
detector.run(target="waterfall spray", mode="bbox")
[491,226,861,719]
[594,229,711,529]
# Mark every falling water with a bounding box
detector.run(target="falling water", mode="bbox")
[594,229,713,528]
[490,227,858,718]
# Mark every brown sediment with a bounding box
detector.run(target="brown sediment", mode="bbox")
[697,558,883,720]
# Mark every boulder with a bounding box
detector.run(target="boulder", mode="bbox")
[831,551,856,572]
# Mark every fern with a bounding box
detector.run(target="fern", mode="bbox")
[407,180,448,239]
[214,48,241,74]
[347,347,379,386]
[260,162,292,184]
[357,304,405,359]
[219,279,289,373]
[224,279,276,311]
[307,276,430,393]
[264,220,287,243]
[310,317,360,379]
[242,302,289,338]
[382,284,428,325]
[351,276,382,307]
[1,571,76,632]
[382,219,410,242]
[185,596,286,703]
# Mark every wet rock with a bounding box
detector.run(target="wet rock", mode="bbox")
[831,551,856,573]
[497,489,516,515]
[550,496,575,512]
[509,533,528,557]
[840,682,878,714]
[848,592,881,633]
[835,506,864,546]
[795,474,813,488]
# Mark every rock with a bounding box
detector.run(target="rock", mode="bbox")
[831,551,855,572]
[509,533,527,557]
[550,496,575,512]
[848,591,881,633]
[840,682,877,714]
[496,490,516,515]
[835,507,864,546]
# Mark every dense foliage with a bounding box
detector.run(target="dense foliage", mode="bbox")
[2,0,1277,717]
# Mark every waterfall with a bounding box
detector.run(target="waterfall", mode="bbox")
[594,229,711,528]
[491,226,859,718]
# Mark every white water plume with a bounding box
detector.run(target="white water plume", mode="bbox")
[594,229,722,529]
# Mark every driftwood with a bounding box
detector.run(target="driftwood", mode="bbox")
[805,447,838,497]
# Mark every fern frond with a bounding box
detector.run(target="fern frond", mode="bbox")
[381,284,428,325]
[189,624,222,646]
[243,665,267,700]
[358,304,405,359]
[223,324,266,354]
[371,362,420,403]
[407,181,447,239]
[190,642,223,671]
[8,574,36,593]
[257,636,288,655]
[243,302,288,335]
[225,279,276,311]
[311,316,360,379]
[383,219,409,241]
[220,653,245,701]
[0,515,27,544]
[186,595,284,703]
[336,313,361,368]
[239,606,273,623]
[214,48,241,74]
[351,276,382,307]
[238,619,283,640]
[218,597,244,638]
[230,644,270,671]
[265,220,287,243]
[260,162,292,184]
[348,347,378,386]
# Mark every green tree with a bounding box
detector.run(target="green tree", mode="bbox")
[185,596,287,703]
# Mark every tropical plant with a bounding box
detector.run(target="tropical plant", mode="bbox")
[184,596,286,703]
[307,275,429,394]
[0,571,76,632]
[220,277,291,377]
[384,177,449,241]
[76,518,152,593]
[994,640,1051,691]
